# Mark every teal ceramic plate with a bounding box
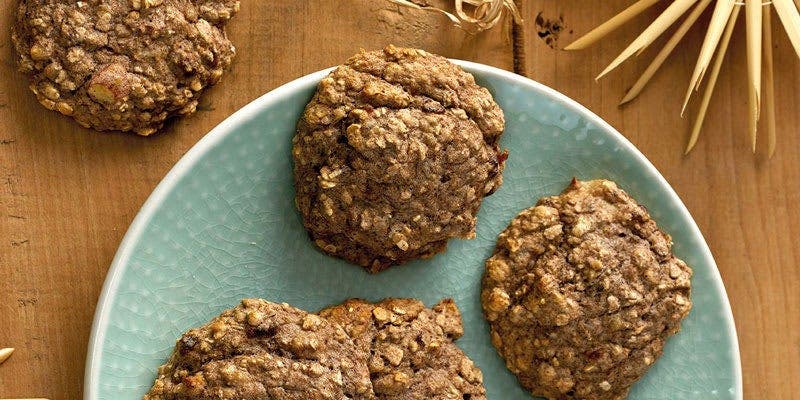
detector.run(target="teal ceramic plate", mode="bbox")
[85,62,741,400]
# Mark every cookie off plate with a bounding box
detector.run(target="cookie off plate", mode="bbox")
[84,62,741,400]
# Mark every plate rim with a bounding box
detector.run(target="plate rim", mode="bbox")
[83,61,743,400]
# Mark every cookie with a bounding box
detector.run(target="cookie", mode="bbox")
[319,298,486,400]
[481,179,692,400]
[11,0,239,135]
[144,299,373,400]
[292,45,506,272]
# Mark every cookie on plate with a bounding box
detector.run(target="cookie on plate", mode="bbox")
[481,179,692,400]
[143,299,373,400]
[319,298,486,400]
[11,0,239,135]
[292,45,506,272]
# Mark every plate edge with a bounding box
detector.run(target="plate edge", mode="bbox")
[83,61,743,400]
[83,68,333,400]
[462,60,742,399]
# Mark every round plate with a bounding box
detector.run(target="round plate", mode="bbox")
[85,62,742,400]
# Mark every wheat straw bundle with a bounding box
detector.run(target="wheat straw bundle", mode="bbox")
[387,0,522,33]
[388,0,799,156]
[566,0,800,156]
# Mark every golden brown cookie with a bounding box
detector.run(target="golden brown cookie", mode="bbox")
[293,45,506,272]
[12,0,239,135]
[319,298,486,400]
[482,179,692,400]
[144,299,373,400]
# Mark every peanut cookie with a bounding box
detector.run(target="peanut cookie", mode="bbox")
[319,298,486,400]
[12,0,239,135]
[481,179,692,400]
[292,45,506,272]
[144,299,373,400]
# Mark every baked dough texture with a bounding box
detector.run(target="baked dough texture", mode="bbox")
[12,0,239,135]
[320,298,486,400]
[482,179,692,400]
[293,45,506,272]
[144,299,373,400]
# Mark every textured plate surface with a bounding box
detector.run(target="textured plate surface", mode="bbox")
[85,62,741,400]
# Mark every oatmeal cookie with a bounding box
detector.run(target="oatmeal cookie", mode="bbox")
[481,179,692,400]
[319,298,486,400]
[292,45,506,272]
[143,299,373,400]
[12,0,239,135]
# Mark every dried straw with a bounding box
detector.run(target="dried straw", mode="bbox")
[773,0,800,57]
[564,0,662,50]
[763,6,777,156]
[387,0,522,33]
[566,0,800,156]
[389,0,800,155]
[596,0,699,80]
[0,348,13,365]
[687,5,741,153]
[683,0,736,113]
[621,0,713,104]
[0,348,51,399]
[746,0,763,151]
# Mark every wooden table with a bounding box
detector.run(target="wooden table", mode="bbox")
[0,1,797,398]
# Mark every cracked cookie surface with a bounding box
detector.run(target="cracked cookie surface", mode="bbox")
[12,0,239,135]
[143,299,373,400]
[481,179,692,400]
[292,45,506,272]
[319,298,486,400]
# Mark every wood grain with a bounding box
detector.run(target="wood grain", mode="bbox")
[520,1,800,399]
[0,0,796,398]
[0,1,511,398]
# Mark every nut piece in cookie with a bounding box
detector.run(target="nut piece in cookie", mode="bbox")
[481,179,692,400]
[293,45,507,272]
[11,0,240,135]
[319,298,486,400]
[143,299,373,400]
